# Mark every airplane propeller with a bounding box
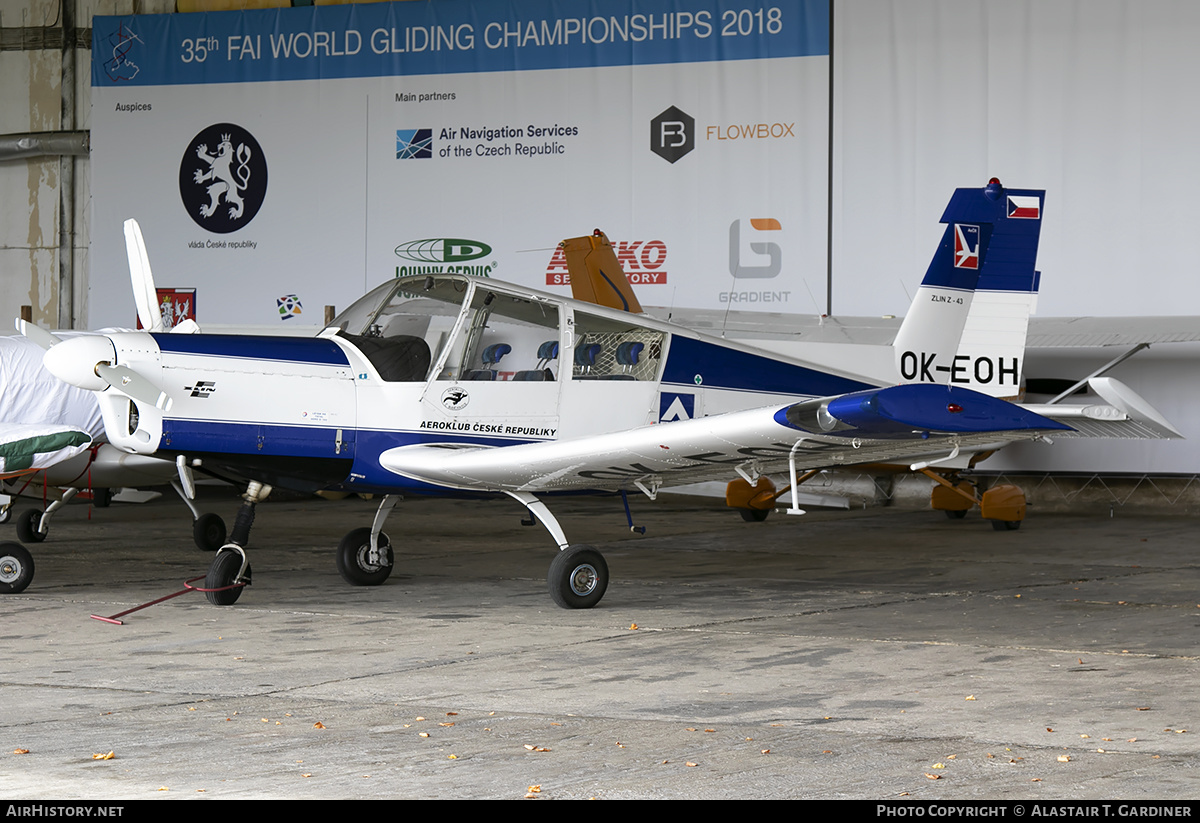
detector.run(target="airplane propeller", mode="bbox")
[125,218,164,333]
[18,217,184,412]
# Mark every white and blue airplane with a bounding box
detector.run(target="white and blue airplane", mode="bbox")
[28,179,1180,609]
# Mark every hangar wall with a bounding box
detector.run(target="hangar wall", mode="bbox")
[2,0,1198,479]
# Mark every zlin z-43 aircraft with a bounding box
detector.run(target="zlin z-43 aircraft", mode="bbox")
[27,179,1180,609]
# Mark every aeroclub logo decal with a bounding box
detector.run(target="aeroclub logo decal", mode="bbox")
[179,123,268,233]
[441,386,469,411]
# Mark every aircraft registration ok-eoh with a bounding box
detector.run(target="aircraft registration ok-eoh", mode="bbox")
[30,179,1180,609]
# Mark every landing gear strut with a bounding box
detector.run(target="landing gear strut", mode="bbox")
[507,491,611,609]
[204,480,269,606]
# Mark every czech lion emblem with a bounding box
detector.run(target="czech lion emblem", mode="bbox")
[193,134,252,220]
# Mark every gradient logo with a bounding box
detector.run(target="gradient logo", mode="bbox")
[396,129,433,159]
[729,219,781,279]
[394,238,492,262]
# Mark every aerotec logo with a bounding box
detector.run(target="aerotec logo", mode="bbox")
[545,240,668,285]
[394,238,493,263]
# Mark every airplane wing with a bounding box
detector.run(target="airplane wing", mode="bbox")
[0,423,92,475]
[380,381,1177,495]
[377,384,1066,494]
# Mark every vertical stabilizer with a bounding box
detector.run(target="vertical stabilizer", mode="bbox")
[893,179,1043,398]
[560,230,644,314]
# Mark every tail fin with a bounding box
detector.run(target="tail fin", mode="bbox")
[560,230,644,314]
[893,178,1043,398]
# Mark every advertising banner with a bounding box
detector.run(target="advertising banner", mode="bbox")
[90,0,830,327]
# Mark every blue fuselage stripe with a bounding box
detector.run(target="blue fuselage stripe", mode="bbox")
[662,336,874,396]
[152,333,349,366]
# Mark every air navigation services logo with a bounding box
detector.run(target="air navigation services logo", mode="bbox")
[397,129,433,159]
[179,123,268,233]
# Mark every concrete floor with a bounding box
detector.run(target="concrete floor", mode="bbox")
[1,491,1198,799]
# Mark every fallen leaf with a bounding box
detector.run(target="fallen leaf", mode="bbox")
[13,749,29,755]
[965,695,975,701]
[629,623,638,630]
[313,722,325,729]
[527,785,541,793]
[1031,778,1042,782]
[1127,738,1136,742]
[157,787,169,792]
[923,773,941,780]
[932,763,945,769]
[448,754,457,759]
[1057,755,1070,762]
[416,716,426,722]
[686,762,698,767]
[439,722,455,727]
[419,732,430,738]
[760,749,770,755]
[92,751,115,761]
[1080,734,1090,739]
[446,712,458,716]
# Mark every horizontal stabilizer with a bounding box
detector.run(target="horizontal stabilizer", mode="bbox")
[1022,377,1182,440]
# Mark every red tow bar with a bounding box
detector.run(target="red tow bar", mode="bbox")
[89,575,247,625]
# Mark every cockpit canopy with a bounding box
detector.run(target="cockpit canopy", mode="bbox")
[327,274,664,384]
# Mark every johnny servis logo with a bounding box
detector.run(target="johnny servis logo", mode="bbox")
[179,123,268,233]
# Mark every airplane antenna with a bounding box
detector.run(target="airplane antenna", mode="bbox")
[898,277,912,304]
[801,278,822,320]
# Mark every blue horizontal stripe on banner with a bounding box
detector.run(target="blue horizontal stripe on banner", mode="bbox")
[93,0,828,87]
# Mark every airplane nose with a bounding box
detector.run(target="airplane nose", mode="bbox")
[43,335,117,391]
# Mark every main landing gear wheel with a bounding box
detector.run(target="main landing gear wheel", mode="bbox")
[204,550,251,606]
[336,527,394,586]
[991,519,1021,531]
[15,510,45,544]
[0,506,11,524]
[739,507,771,522]
[548,544,609,610]
[945,509,968,520]
[193,513,227,552]
[0,542,34,594]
